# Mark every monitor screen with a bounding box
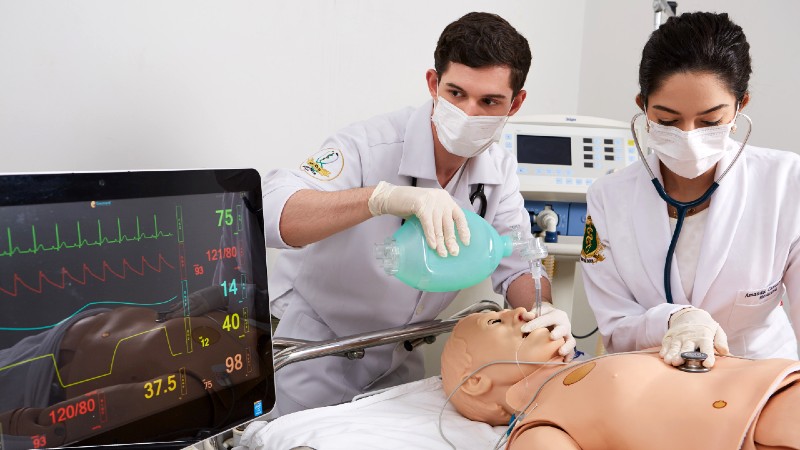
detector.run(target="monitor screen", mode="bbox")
[0,169,274,450]
[516,135,573,166]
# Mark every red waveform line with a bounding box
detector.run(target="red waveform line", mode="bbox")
[0,254,176,297]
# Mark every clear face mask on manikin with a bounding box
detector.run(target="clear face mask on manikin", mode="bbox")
[646,104,740,179]
[431,94,512,158]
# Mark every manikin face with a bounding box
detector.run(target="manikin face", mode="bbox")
[638,71,746,132]
[453,308,564,385]
[441,308,566,424]
[426,62,525,117]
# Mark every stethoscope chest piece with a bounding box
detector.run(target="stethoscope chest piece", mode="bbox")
[677,351,710,373]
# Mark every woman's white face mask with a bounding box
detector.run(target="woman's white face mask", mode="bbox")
[647,106,739,179]
[431,95,510,158]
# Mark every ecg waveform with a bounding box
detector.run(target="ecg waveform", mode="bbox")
[0,254,176,297]
[0,296,179,331]
[0,215,174,258]
[0,326,183,388]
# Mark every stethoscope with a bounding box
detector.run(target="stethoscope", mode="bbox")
[408,177,487,218]
[630,111,752,303]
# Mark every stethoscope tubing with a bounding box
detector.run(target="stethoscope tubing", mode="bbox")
[629,112,752,303]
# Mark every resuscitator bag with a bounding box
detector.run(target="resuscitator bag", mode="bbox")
[375,209,514,292]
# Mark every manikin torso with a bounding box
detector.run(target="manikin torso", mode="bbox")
[505,351,800,450]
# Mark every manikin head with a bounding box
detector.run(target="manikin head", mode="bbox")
[440,308,565,425]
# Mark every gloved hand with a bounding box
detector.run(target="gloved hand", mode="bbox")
[660,307,730,368]
[521,303,577,362]
[368,181,470,257]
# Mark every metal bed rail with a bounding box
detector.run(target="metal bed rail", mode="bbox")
[272,300,502,372]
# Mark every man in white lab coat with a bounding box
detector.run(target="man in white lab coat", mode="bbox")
[262,12,576,414]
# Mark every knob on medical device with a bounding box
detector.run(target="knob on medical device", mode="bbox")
[678,351,710,373]
[535,208,559,243]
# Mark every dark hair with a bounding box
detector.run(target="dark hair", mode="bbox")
[434,12,532,97]
[639,12,751,105]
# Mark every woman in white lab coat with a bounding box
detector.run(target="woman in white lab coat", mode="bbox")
[582,11,800,367]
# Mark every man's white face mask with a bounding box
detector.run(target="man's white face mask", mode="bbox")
[647,106,740,179]
[431,95,511,158]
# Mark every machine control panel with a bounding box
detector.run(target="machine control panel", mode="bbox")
[501,115,639,196]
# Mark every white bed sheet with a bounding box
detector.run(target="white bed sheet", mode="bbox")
[238,376,506,450]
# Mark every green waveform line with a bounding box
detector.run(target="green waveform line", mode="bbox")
[0,215,174,258]
[0,296,178,331]
[0,325,183,388]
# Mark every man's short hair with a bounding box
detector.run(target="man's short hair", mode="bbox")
[434,12,532,97]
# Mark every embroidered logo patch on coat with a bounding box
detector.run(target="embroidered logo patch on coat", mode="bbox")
[301,148,344,181]
[580,215,605,264]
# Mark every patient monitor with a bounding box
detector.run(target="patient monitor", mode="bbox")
[503,115,638,355]
[0,169,275,449]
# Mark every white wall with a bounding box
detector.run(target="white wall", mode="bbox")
[0,1,586,175]
[0,1,587,379]
[580,0,800,152]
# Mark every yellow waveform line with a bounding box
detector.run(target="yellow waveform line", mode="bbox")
[0,326,183,388]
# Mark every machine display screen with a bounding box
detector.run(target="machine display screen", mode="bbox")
[516,135,572,166]
[0,169,273,449]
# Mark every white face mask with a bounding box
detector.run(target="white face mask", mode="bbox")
[431,95,510,158]
[647,108,739,179]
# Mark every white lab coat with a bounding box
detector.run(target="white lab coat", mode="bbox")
[582,141,800,360]
[261,100,530,413]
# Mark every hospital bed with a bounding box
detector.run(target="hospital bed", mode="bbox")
[236,375,505,450]
[186,300,506,450]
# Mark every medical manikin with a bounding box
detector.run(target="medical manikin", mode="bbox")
[441,308,800,449]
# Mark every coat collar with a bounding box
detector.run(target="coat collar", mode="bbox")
[631,138,748,306]
[397,99,504,186]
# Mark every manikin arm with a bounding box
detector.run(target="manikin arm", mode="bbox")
[510,425,581,449]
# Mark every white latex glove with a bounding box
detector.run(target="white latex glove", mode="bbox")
[520,303,577,362]
[368,181,470,257]
[660,307,730,368]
